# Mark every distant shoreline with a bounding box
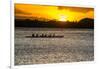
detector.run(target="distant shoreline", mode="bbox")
[15,27,94,29]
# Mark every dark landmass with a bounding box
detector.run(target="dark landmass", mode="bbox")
[15,18,94,28]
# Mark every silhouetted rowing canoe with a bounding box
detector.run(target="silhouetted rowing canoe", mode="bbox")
[25,33,64,38]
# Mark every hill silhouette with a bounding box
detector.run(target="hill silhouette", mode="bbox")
[79,18,94,23]
[15,18,94,28]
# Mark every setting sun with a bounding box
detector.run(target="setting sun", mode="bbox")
[59,15,67,21]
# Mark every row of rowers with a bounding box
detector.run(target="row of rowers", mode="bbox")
[32,33,63,37]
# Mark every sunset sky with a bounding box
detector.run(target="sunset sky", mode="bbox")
[15,3,94,22]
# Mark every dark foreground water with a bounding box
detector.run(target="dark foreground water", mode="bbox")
[15,28,94,65]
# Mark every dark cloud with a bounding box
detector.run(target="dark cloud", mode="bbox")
[57,6,94,13]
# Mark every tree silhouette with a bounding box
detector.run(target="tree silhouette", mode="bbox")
[15,18,94,28]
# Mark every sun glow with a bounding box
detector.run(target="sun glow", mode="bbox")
[59,15,67,21]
